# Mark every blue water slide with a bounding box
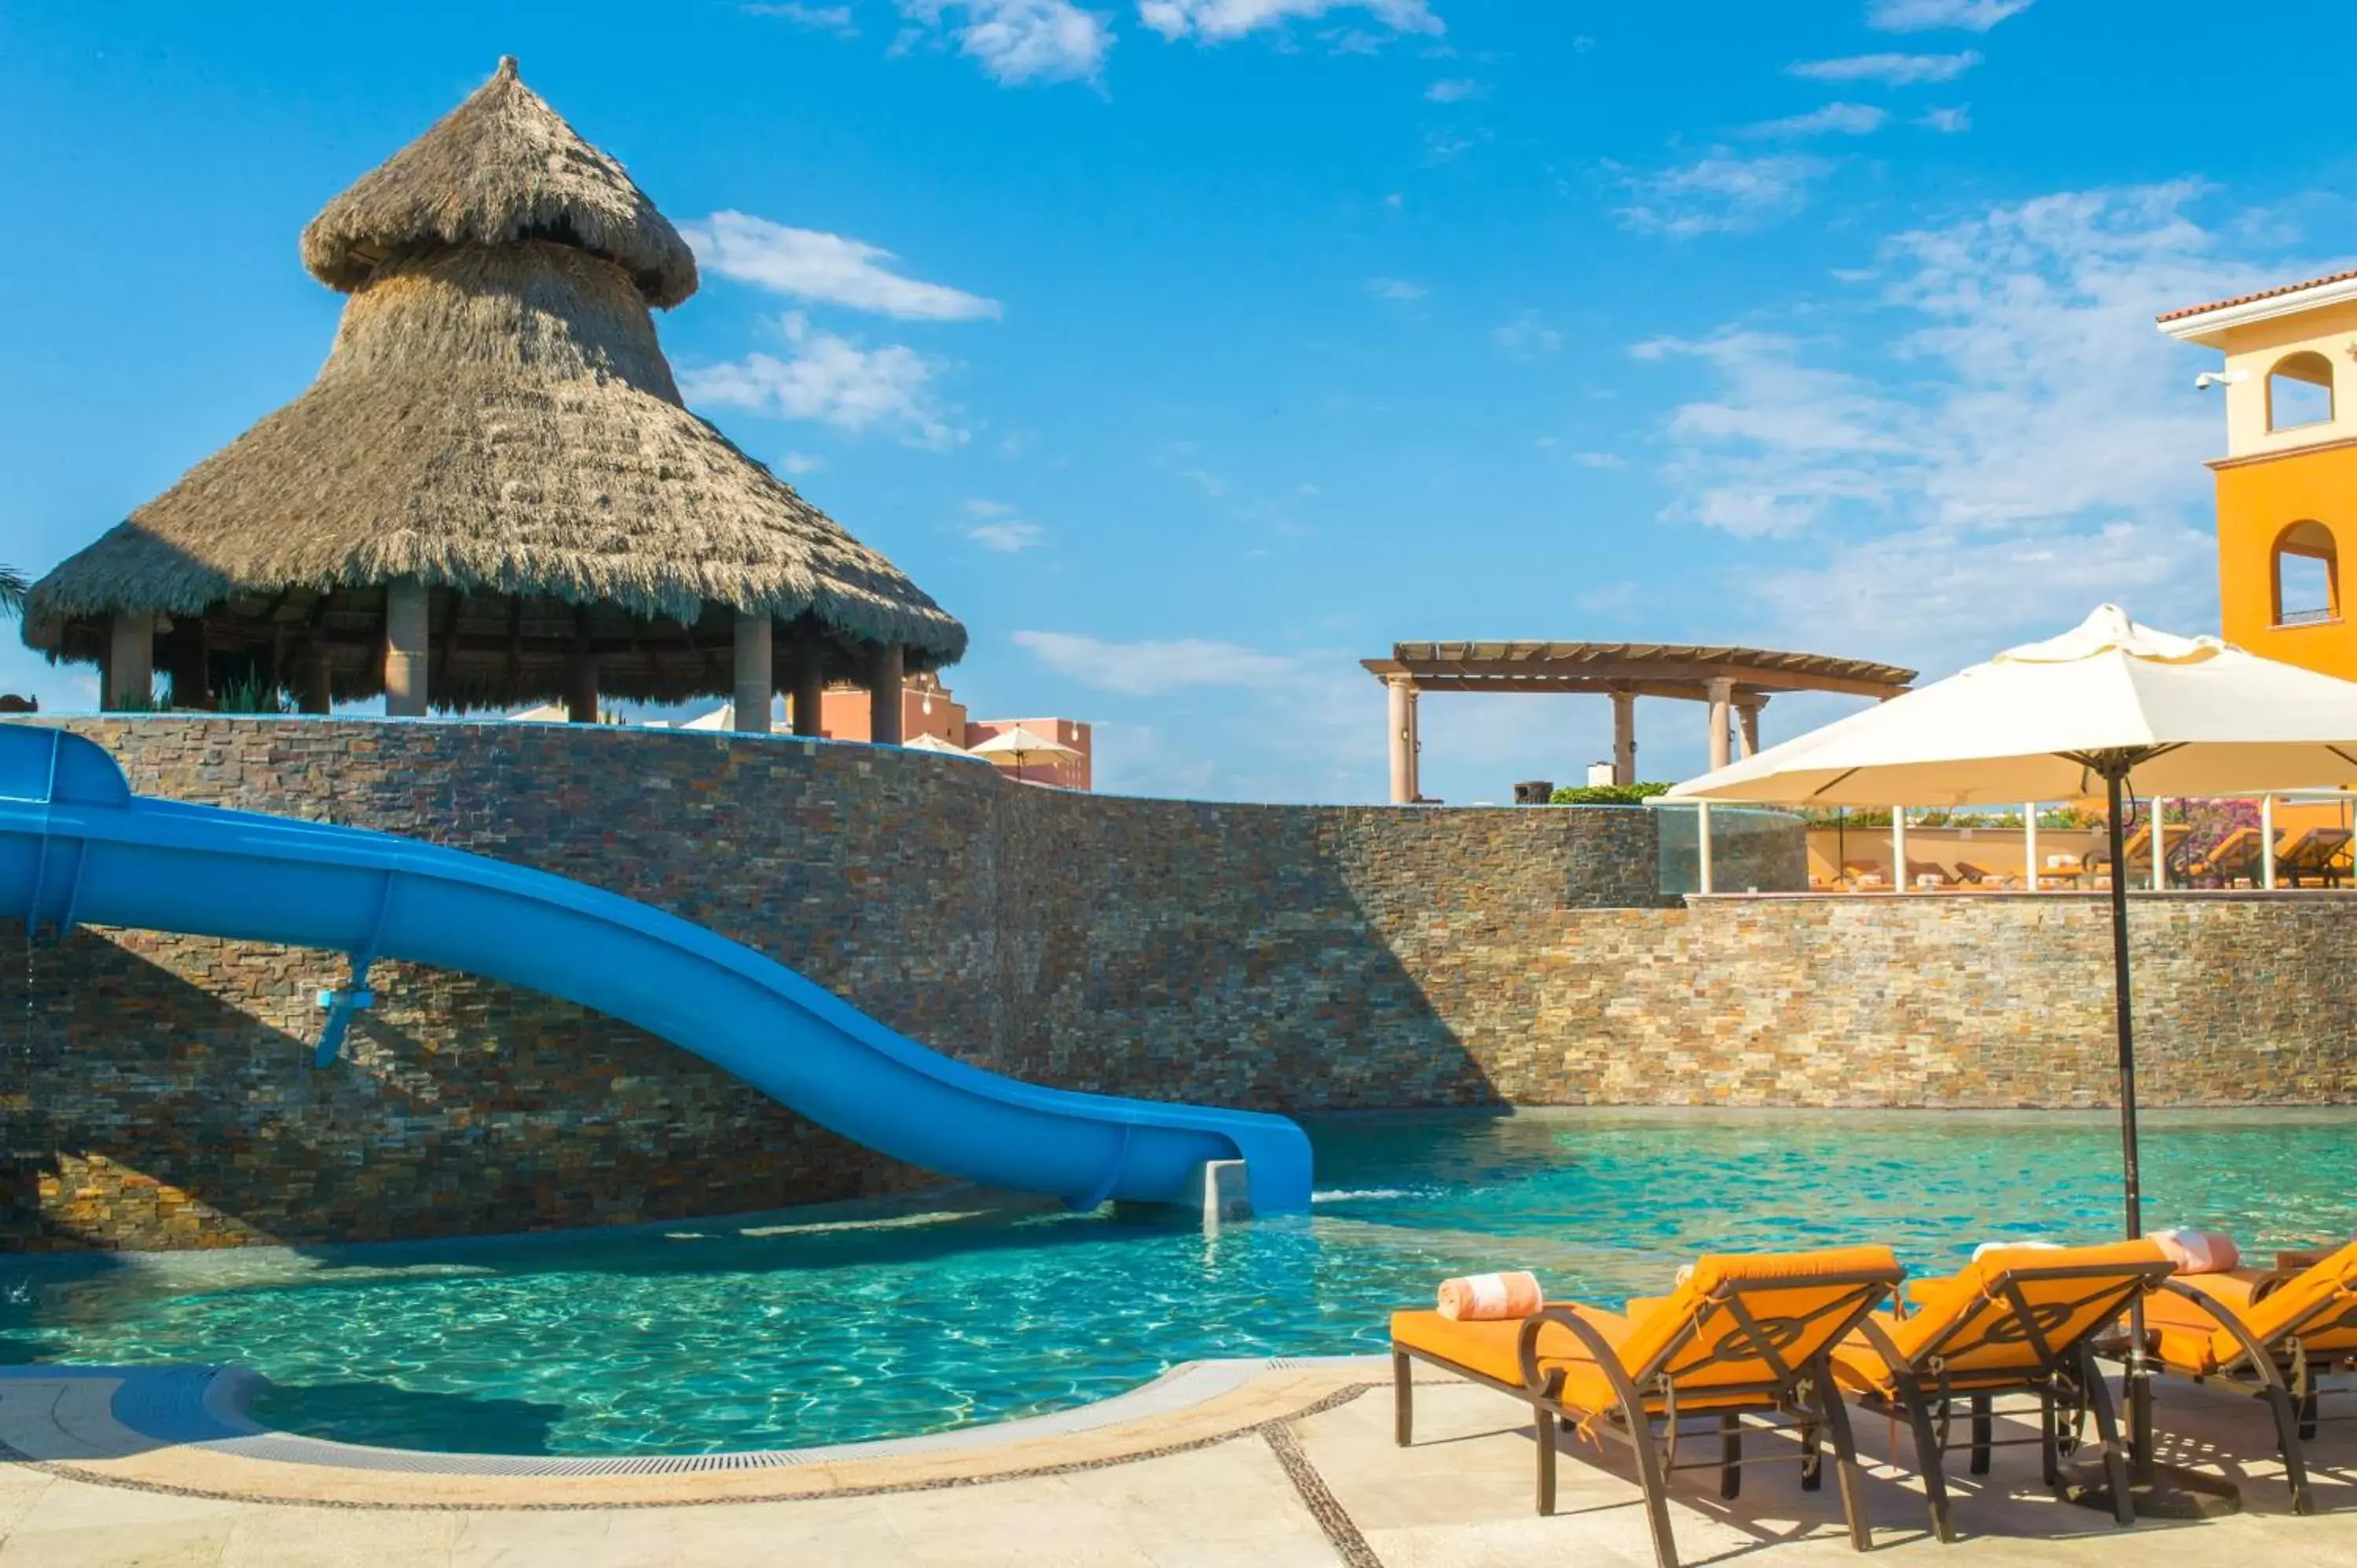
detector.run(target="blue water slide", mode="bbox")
[0,724,1311,1214]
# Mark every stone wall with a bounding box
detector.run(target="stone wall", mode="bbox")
[3,717,2348,1252]
[0,717,1739,1250]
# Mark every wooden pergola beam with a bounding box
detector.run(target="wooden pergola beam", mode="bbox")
[1364,659,1907,701]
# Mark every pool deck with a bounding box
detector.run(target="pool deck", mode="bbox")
[2,1358,2351,1566]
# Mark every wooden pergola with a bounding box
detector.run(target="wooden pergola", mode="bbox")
[1361,641,1917,804]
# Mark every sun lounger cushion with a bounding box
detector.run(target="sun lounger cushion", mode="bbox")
[1391,1302,1630,1387]
[1395,1245,1901,1416]
[1832,1240,2166,1391]
[1436,1271,1545,1321]
[2146,1239,2357,1374]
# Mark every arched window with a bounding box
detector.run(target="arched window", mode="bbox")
[2274,520,2339,627]
[2267,350,2336,432]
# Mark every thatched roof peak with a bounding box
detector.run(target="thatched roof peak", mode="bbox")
[301,56,698,308]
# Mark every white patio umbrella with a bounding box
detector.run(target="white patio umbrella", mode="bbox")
[968,724,1079,775]
[1670,604,2357,1508]
[901,731,970,755]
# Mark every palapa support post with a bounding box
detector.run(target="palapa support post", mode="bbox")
[564,609,598,724]
[1706,676,1733,771]
[383,579,430,717]
[164,615,210,711]
[1736,699,1761,760]
[104,612,153,711]
[297,649,333,715]
[789,634,826,738]
[867,643,905,746]
[731,614,774,735]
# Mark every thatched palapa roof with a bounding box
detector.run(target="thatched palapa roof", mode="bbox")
[27,57,964,709]
[302,56,698,309]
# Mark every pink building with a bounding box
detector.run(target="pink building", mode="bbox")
[819,674,1093,790]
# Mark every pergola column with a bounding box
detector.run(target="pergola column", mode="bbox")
[731,613,774,735]
[104,612,154,711]
[1706,676,1734,771]
[788,635,826,738]
[1736,698,1761,760]
[563,608,598,723]
[1387,675,1420,804]
[1611,690,1637,786]
[867,643,905,746]
[383,579,430,718]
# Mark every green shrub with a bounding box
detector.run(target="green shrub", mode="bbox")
[1548,782,1677,806]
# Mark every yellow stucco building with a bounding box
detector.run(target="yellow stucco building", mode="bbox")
[2161,269,2357,679]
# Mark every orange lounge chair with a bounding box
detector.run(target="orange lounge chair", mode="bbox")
[1391,1246,1904,1568]
[2183,826,2273,888]
[2276,827,2353,888]
[2143,1238,2357,1514]
[1830,1241,2173,1539]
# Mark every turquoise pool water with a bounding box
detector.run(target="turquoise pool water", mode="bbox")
[4,1108,2351,1456]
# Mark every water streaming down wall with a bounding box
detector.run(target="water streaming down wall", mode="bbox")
[2,717,2348,1251]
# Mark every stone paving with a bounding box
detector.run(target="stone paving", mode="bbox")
[2,1361,2349,1566]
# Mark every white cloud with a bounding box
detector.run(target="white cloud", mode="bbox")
[682,313,967,449]
[1367,277,1425,302]
[897,0,1113,84]
[779,450,824,474]
[1012,631,1304,694]
[1788,50,1980,85]
[1424,76,1483,102]
[743,2,860,35]
[682,211,1000,321]
[1743,102,1888,138]
[1918,105,1972,133]
[961,500,1046,548]
[1494,312,1562,357]
[1868,0,2032,32]
[1139,0,1442,45]
[1615,152,1831,236]
[968,518,1046,551]
[1571,450,1625,468]
[1641,181,2343,671]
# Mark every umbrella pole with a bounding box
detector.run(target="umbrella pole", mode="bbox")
[2062,764,2238,1518]
[2102,769,2154,1476]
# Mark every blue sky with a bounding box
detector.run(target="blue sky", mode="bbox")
[5,0,2355,801]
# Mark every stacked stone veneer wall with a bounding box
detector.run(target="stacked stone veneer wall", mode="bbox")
[0,718,1743,1250]
[1,717,2348,1252]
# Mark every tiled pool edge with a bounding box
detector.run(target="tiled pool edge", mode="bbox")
[0,1357,1391,1510]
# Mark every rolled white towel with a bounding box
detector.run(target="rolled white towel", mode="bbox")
[1435,1271,1544,1321]
[2150,1228,2240,1275]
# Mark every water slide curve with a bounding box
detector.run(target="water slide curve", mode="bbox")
[0,724,1311,1214]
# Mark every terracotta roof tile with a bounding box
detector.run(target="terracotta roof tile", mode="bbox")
[2157,268,2357,324]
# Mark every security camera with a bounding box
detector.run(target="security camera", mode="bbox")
[2194,371,2248,390]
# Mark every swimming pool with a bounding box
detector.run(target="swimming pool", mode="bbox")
[4,1108,2350,1456]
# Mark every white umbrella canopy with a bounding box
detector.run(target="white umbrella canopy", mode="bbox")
[968,724,1079,767]
[1667,605,2357,808]
[900,731,970,755]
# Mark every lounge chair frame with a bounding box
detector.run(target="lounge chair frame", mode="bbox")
[1842,1258,2172,1541]
[2158,1274,2357,1515]
[1392,1264,1897,1568]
